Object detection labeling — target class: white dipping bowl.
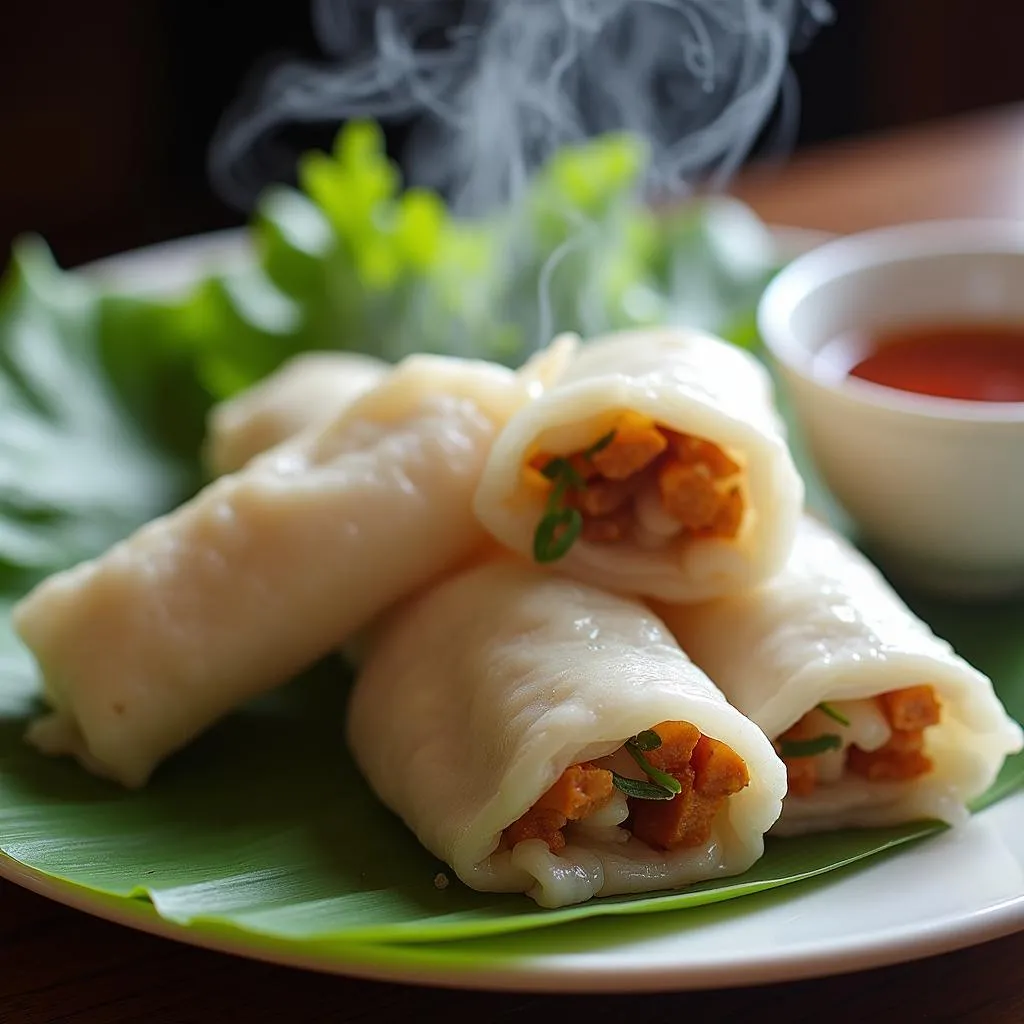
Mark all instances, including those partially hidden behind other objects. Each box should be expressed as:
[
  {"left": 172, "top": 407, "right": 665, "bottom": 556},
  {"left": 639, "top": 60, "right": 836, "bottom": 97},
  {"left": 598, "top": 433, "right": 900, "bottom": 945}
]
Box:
[{"left": 758, "top": 219, "right": 1024, "bottom": 599}]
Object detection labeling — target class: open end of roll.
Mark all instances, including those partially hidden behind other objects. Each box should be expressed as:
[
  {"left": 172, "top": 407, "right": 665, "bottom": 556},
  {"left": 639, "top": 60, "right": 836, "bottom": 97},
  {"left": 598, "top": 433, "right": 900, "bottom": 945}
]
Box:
[
  {"left": 524, "top": 412, "right": 748, "bottom": 565},
  {"left": 776, "top": 685, "right": 943, "bottom": 798},
  {"left": 499, "top": 720, "right": 750, "bottom": 857}
]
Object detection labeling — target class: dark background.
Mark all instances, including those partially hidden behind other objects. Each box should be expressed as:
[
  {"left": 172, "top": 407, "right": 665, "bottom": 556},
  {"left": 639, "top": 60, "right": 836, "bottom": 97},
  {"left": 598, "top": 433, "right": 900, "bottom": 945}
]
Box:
[{"left": 3, "top": 0, "right": 1023, "bottom": 269}]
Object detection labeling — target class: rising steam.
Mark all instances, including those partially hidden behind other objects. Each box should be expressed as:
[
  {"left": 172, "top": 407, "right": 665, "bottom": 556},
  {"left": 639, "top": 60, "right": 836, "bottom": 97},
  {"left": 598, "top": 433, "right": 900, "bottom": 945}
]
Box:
[{"left": 209, "top": 0, "right": 833, "bottom": 214}]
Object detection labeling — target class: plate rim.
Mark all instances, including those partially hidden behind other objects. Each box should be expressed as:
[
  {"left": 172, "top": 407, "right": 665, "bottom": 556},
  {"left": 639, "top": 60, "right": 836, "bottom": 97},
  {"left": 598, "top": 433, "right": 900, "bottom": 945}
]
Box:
[{"left": 5, "top": 803, "right": 1024, "bottom": 994}]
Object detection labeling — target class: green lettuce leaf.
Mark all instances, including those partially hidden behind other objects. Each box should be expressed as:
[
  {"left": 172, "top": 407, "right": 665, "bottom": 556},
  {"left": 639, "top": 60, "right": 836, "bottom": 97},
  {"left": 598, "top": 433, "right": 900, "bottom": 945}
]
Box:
[
  {"left": 232, "top": 122, "right": 781, "bottom": 383},
  {"left": 0, "top": 239, "right": 189, "bottom": 574}
]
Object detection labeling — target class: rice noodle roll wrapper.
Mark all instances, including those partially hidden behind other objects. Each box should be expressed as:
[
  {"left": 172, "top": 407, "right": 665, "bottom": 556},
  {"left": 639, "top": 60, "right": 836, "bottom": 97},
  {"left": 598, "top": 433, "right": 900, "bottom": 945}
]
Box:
[
  {"left": 473, "top": 327, "right": 804, "bottom": 602},
  {"left": 15, "top": 342, "right": 574, "bottom": 790},
  {"left": 205, "top": 351, "right": 388, "bottom": 475},
  {"left": 347, "top": 559, "right": 786, "bottom": 909},
  {"left": 654, "top": 517, "right": 1023, "bottom": 835}
]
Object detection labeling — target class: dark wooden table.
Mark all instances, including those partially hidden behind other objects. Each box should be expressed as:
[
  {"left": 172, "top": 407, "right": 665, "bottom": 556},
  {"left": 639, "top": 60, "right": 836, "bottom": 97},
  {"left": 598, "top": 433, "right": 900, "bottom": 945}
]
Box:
[
  {"left": 4, "top": 105, "right": 1024, "bottom": 1022},
  {"left": 731, "top": 103, "right": 1024, "bottom": 234}
]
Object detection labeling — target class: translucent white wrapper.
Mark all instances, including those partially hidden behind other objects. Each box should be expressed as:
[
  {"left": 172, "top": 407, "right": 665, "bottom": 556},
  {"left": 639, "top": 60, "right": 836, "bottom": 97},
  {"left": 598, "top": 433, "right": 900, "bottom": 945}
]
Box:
[
  {"left": 15, "top": 341, "right": 573, "bottom": 789},
  {"left": 655, "top": 517, "right": 1024, "bottom": 834},
  {"left": 474, "top": 327, "right": 804, "bottom": 602},
  {"left": 205, "top": 351, "right": 388, "bottom": 475},
  {"left": 348, "top": 559, "right": 786, "bottom": 908}
]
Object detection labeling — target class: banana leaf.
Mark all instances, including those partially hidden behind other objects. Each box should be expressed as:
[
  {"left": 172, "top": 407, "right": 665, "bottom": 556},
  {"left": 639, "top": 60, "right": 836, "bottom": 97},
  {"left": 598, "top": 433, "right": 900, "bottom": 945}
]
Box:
[
  {"left": 0, "top": 340, "right": 1021, "bottom": 948},
  {"left": 3, "top": 575, "right": 1021, "bottom": 947}
]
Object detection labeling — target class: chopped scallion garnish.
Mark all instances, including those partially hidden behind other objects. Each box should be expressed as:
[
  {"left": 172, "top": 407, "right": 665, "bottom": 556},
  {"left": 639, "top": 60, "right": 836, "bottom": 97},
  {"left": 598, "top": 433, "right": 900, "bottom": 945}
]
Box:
[
  {"left": 624, "top": 736, "right": 682, "bottom": 795},
  {"left": 583, "top": 430, "right": 616, "bottom": 458},
  {"left": 778, "top": 734, "right": 842, "bottom": 758},
  {"left": 532, "top": 506, "right": 582, "bottom": 563},
  {"left": 631, "top": 729, "right": 663, "bottom": 752},
  {"left": 607, "top": 728, "right": 682, "bottom": 801},
  {"left": 611, "top": 773, "right": 678, "bottom": 801},
  {"left": 532, "top": 430, "right": 616, "bottom": 563},
  {"left": 540, "top": 457, "right": 583, "bottom": 486},
  {"left": 817, "top": 702, "right": 850, "bottom": 727}
]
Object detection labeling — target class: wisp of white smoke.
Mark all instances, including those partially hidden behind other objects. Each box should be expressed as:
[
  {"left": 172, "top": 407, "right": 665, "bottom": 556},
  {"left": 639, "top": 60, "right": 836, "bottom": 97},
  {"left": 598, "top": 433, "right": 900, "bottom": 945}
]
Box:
[{"left": 209, "top": 0, "right": 833, "bottom": 214}]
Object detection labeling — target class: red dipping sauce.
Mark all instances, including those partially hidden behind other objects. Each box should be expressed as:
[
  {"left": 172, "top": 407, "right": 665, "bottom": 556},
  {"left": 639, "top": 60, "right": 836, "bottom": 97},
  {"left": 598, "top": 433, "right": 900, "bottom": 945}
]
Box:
[{"left": 820, "top": 324, "right": 1024, "bottom": 403}]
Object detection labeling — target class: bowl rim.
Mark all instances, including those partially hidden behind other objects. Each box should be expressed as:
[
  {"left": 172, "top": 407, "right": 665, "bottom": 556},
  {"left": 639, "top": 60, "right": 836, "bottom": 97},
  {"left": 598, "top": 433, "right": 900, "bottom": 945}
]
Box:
[{"left": 757, "top": 218, "right": 1024, "bottom": 425}]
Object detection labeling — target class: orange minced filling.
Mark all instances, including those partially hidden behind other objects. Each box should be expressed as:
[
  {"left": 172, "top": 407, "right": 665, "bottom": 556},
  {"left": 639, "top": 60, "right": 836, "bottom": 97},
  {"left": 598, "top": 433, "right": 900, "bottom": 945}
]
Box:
[
  {"left": 526, "top": 414, "right": 745, "bottom": 546},
  {"left": 501, "top": 721, "right": 750, "bottom": 855},
  {"left": 778, "top": 685, "right": 942, "bottom": 796},
  {"left": 502, "top": 763, "right": 615, "bottom": 853}
]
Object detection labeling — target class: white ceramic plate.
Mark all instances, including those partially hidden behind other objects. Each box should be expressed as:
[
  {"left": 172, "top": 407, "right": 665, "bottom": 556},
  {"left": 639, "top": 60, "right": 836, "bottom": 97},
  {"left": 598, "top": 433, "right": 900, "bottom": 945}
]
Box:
[{"left": 2, "top": 226, "right": 1022, "bottom": 994}]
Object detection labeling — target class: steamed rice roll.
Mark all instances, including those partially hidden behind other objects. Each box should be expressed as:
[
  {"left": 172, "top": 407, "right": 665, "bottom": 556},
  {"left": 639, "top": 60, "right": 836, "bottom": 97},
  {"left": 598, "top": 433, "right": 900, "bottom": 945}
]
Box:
[
  {"left": 16, "top": 343, "right": 572, "bottom": 789},
  {"left": 205, "top": 351, "right": 388, "bottom": 475},
  {"left": 474, "top": 327, "right": 804, "bottom": 602},
  {"left": 654, "top": 516, "right": 1023, "bottom": 834},
  {"left": 347, "top": 558, "right": 786, "bottom": 908}
]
